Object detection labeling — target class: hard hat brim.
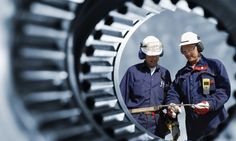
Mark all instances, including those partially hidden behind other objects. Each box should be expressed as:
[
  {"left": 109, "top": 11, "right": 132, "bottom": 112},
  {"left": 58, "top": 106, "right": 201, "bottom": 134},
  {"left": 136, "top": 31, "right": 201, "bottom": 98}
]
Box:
[
  {"left": 179, "top": 40, "right": 201, "bottom": 46},
  {"left": 141, "top": 47, "right": 163, "bottom": 56}
]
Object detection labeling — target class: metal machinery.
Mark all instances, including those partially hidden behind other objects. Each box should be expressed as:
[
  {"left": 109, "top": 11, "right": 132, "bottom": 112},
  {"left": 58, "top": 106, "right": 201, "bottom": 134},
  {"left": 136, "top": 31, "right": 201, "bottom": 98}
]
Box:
[{"left": 0, "top": 0, "right": 236, "bottom": 141}]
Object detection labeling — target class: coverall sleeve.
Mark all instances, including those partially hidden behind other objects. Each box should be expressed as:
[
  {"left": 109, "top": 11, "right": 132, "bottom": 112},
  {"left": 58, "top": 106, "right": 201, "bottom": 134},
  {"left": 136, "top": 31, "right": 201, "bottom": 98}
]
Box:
[
  {"left": 207, "top": 61, "right": 231, "bottom": 111},
  {"left": 120, "top": 70, "right": 132, "bottom": 105},
  {"left": 166, "top": 74, "right": 182, "bottom": 104},
  {"left": 163, "top": 70, "right": 172, "bottom": 104},
  {"left": 164, "top": 70, "right": 172, "bottom": 93}
]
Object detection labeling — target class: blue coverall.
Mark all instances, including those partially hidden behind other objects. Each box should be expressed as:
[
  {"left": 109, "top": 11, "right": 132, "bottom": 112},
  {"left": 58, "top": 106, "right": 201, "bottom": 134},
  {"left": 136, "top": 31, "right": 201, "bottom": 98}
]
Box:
[
  {"left": 120, "top": 62, "right": 171, "bottom": 137},
  {"left": 166, "top": 55, "right": 231, "bottom": 140}
]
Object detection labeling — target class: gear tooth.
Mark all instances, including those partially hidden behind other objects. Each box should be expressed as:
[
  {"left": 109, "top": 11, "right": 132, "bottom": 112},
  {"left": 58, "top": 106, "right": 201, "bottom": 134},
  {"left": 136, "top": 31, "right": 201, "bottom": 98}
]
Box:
[
  {"left": 2, "top": 0, "right": 236, "bottom": 140},
  {"left": 234, "top": 54, "right": 236, "bottom": 62},
  {"left": 233, "top": 90, "right": 236, "bottom": 99}
]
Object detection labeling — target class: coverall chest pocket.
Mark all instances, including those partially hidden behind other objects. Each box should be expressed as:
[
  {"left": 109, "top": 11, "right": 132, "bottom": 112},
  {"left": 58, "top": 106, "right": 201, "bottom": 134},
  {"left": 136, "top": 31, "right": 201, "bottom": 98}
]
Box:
[{"left": 200, "top": 73, "right": 216, "bottom": 95}]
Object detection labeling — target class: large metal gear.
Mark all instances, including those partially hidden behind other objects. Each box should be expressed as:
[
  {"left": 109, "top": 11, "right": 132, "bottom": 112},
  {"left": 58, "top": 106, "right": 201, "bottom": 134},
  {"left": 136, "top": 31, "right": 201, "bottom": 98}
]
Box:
[{"left": 0, "top": 0, "right": 235, "bottom": 141}]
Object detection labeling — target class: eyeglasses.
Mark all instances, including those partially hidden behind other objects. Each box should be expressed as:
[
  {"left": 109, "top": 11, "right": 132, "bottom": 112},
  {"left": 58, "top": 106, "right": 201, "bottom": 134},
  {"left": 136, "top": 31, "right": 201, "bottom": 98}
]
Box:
[{"left": 180, "top": 45, "right": 196, "bottom": 54}]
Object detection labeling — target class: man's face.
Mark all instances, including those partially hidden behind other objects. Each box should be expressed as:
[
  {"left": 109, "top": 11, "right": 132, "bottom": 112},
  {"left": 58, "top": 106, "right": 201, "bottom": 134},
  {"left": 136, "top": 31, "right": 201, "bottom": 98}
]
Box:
[
  {"left": 180, "top": 44, "right": 199, "bottom": 63},
  {"left": 145, "top": 55, "right": 159, "bottom": 68}
]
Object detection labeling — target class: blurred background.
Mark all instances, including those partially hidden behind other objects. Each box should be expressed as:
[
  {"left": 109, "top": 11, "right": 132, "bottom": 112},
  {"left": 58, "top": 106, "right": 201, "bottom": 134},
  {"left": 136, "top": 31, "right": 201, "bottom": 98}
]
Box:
[{"left": 1, "top": 0, "right": 236, "bottom": 141}]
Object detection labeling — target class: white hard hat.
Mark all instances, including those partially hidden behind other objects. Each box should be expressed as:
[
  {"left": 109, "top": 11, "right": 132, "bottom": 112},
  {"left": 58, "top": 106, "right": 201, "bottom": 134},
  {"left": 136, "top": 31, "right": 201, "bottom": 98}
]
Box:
[
  {"left": 140, "top": 36, "right": 163, "bottom": 56},
  {"left": 179, "top": 32, "right": 201, "bottom": 46}
]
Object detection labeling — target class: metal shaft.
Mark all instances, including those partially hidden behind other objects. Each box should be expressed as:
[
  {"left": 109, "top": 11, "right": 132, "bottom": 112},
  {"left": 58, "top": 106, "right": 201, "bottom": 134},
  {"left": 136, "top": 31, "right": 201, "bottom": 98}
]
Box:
[{"left": 129, "top": 104, "right": 194, "bottom": 113}]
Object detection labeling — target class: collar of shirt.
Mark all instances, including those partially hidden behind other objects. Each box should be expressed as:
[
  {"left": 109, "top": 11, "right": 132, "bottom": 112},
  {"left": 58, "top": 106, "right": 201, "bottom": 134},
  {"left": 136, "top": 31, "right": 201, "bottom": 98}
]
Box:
[
  {"left": 149, "top": 67, "right": 156, "bottom": 76},
  {"left": 140, "top": 61, "right": 160, "bottom": 74}
]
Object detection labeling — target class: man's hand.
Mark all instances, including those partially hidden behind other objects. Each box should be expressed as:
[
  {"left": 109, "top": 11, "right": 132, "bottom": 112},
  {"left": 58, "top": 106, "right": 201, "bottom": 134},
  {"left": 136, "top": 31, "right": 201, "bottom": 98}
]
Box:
[
  {"left": 167, "top": 103, "right": 182, "bottom": 118},
  {"left": 194, "top": 101, "right": 210, "bottom": 115}
]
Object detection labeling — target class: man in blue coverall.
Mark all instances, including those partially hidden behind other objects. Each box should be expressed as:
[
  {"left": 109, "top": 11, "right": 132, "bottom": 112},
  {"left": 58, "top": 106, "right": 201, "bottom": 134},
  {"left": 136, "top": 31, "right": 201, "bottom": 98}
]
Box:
[
  {"left": 166, "top": 32, "right": 231, "bottom": 140},
  {"left": 120, "top": 36, "right": 172, "bottom": 138}
]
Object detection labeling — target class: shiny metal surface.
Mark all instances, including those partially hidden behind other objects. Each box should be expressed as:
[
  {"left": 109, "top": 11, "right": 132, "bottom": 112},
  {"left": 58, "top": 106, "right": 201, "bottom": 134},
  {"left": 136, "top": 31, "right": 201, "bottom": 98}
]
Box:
[{"left": 0, "top": 0, "right": 235, "bottom": 141}]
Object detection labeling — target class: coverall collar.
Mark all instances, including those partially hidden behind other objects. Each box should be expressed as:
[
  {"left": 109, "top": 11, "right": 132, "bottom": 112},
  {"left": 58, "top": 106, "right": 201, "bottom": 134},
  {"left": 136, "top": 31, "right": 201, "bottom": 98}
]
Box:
[
  {"left": 185, "top": 55, "right": 208, "bottom": 71},
  {"left": 142, "top": 61, "right": 160, "bottom": 73}
]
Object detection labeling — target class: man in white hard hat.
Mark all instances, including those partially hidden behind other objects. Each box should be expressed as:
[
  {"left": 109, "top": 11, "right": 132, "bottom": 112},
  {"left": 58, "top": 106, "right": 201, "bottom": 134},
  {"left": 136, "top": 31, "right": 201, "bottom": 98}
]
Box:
[
  {"left": 120, "top": 36, "right": 176, "bottom": 139},
  {"left": 166, "top": 32, "right": 231, "bottom": 140}
]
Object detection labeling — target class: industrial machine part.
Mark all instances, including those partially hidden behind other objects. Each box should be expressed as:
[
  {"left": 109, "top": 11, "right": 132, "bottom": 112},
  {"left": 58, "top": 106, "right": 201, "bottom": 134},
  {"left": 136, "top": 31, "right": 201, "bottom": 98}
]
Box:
[{"left": 1, "top": 0, "right": 236, "bottom": 141}]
